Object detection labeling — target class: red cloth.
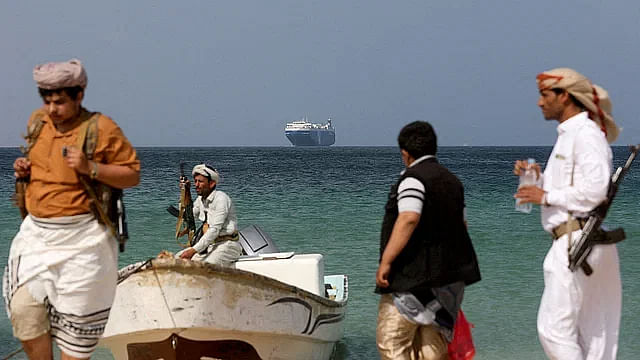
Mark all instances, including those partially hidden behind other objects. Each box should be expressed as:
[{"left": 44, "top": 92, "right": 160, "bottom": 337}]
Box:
[{"left": 448, "top": 309, "right": 476, "bottom": 360}]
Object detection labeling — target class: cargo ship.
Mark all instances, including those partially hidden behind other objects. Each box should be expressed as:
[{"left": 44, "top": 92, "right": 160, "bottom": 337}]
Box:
[{"left": 285, "top": 117, "right": 335, "bottom": 146}]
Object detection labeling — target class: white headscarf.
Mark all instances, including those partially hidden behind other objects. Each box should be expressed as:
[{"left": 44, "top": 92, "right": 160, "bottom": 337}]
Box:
[
  {"left": 192, "top": 164, "right": 219, "bottom": 182},
  {"left": 536, "top": 67, "right": 619, "bottom": 143}
]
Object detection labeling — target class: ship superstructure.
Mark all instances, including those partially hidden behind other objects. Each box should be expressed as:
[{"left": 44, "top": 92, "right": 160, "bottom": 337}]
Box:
[{"left": 285, "top": 117, "right": 335, "bottom": 146}]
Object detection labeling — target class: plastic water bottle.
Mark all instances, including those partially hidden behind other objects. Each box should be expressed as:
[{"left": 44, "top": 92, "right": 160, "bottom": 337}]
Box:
[{"left": 515, "top": 158, "right": 537, "bottom": 213}]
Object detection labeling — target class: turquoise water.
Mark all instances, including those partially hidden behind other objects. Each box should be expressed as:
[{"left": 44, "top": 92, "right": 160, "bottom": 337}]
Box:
[{"left": 1, "top": 146, "right": 639, "bottom": 359}]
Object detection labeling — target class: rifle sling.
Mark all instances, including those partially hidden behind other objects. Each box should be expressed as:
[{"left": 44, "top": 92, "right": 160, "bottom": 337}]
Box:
[{"left": 75, "top": 114, "right": 116, "bottom": 236}]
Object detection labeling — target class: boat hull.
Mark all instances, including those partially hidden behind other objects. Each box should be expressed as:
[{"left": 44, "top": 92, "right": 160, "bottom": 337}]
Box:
[{"left": 99, "top": 259, "right": 347, "bottom": 360}]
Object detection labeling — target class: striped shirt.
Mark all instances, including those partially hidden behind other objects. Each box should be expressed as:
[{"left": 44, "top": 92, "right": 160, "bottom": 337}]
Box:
[
  {"left": 397, "top": 155, "right": 467, "bottom": 220},
  {"left": 397, "top": 155, "right": 434, "bottom": 214}
]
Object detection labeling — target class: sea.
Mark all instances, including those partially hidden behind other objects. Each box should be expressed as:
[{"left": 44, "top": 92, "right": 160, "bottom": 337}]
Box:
[{"left": 1, "top": 146, "right": 639, "bottom": 360}]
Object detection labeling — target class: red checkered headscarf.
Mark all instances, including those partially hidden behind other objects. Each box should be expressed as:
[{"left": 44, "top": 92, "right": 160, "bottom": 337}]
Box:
[{"left": 537, "top": 68, "right": 619, "bottom": 143}]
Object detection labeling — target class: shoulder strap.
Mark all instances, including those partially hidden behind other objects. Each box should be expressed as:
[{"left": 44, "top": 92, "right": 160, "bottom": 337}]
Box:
[
  {"left": 75, "top": 112, "right": 115, "bottom": 234},
  {"left": 566, "top": 133, "right": 578, "bottom": 252},
  {"left": 84, "top": 113, "right": 100, "bottom": 160},
  {"left": 76, "top": 112, "right": 100, "bottom": 159},
  {"left": 20, "top": 112, "right": 46, "bottom": 157}
]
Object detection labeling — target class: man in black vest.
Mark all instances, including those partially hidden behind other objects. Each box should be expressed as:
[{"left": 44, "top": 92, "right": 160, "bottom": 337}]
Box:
[{"left": 375, "top": 121, "right": 480, "bottom": 360}]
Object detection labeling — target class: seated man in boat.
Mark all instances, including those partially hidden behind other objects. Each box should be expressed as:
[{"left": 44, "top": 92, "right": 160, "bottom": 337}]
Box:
[
  {"left": 176, "top": 164, "right": 242, "bottom": 266},
  {"left": 375, "top": 121, "right": 481, "bottom": 360}
]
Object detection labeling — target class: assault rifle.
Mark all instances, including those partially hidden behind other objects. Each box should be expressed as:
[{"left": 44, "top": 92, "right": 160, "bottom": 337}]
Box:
[
  {"left": 167, "top": 162, "right": 196, "bottom": 247},
  {"left": 568, "top": 144, "right": 640, "bottom": 275}
]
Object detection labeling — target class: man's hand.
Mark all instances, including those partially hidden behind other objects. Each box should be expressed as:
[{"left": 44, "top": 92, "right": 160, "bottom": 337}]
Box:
[
  {"left": 376, "top": 262, "right": 392, "bottom": 288},
  {"left": 515, "top": 185, "right": 545, "bottom": 205},
  {"left": 375, "top": 211, "right": 420, "bottom": 289},
  {"left": 513, "top": 160, "right": 541, "bottom": 180},
  {"left": 13, "top": 157, "right": 31, "bottom": 178},
  {"left": 63, "top": 146, "right": 90, "bottom": 175},
  {"left": 179, "top": 247, "right": 197, "bottom": 260}
]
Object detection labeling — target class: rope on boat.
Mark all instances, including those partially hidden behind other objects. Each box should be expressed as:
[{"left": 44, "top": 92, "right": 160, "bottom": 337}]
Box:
[
  {"left": 153, "top": 265, "right": 178, "bottom": 328},
  {"left": 117, "top": 257, "right": 154, "bottom": 284},
  {"left": 116, "top": 256, "right": 177, "bottom": 327}
]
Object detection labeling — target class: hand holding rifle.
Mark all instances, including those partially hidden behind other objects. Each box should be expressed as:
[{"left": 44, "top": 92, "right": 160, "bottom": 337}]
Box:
[
  {"left": 12, "top": 157, "right": 31, "bottom": 219},
  {"left": 13, "top": 157, "right": 31, "bottom": 179},
  {"left": 176, "top": 174, "right": 193, "bottom": 238},
  {"left": 173, "top": 163, "right": 197, "bottom": 247}
]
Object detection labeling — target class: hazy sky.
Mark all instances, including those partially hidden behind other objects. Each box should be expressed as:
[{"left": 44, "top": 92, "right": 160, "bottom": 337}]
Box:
[{"left": 1, "top": 1, "right": 638, "bottom": 147}]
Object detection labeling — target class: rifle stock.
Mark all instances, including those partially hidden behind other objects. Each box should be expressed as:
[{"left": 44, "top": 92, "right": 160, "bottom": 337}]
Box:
[{"left": 568, "top": 144, "right": 639, "bottom": 274}]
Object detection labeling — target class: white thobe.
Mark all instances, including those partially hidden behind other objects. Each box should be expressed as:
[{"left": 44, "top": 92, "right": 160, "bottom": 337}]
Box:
[
  {"left": 538, "top": 112, "right": 621, "bottom": 360},
  {"left": 191, "top": 189, "right": 238, "bottom": 254},
  {"left": 175, "top": 189, "right": 241, "bottom": 266}
]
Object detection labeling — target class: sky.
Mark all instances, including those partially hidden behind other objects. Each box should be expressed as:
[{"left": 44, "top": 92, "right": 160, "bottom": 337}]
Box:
[{"left": 1, "top": 1, "right": 638, "bottom": 147}]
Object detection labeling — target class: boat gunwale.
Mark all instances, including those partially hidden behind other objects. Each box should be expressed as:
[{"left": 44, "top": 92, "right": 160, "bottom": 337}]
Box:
[{"left": 128, "top": 258, "right": 348, "bottom": 308}]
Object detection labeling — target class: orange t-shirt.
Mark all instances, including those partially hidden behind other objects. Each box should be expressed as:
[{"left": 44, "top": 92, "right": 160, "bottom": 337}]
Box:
[{"left": 25, "top": 108, "right": 140, "bottom": 218}]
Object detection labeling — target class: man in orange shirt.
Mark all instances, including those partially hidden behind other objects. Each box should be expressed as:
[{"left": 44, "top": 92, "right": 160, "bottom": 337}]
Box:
[{"left": 3, "top": 59, "right": 140, "bottom": 360}]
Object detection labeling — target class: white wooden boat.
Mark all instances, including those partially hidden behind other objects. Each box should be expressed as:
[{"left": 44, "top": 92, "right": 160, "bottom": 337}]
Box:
[{"left": 99, "top": 242, "right": 348, "bottom": 359}]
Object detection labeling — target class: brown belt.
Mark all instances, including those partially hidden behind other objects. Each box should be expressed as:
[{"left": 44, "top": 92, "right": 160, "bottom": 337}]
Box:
[
  {"left": 214, "top": 231, "right": 239, "bottom": 243},
  {"left": 551, "top": 218, "right": 587, "bottom": 240}
]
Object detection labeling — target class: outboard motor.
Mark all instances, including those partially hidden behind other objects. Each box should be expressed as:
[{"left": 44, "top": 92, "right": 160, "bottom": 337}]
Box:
[{"left": 238, "top": 225, "right": 279, "bottom": 255}]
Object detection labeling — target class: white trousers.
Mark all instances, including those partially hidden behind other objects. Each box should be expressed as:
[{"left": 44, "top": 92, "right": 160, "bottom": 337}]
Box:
[
  {"left": 193, "top": 240, "right": 243, "bottom": 266},
  {"left": 537, "top": 230, "right": 621, "bottom": 360}
]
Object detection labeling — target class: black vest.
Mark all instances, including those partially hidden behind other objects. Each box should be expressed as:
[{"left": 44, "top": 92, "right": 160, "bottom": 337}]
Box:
[{"left": 377, "top": 158, "right": 481, "bottom": 294}]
